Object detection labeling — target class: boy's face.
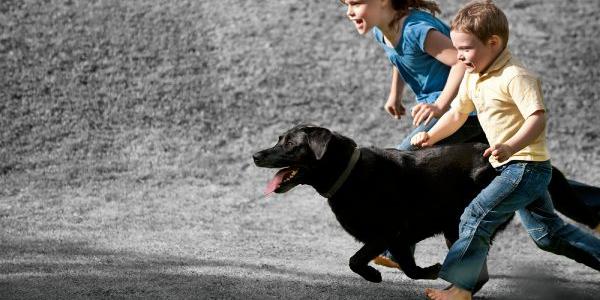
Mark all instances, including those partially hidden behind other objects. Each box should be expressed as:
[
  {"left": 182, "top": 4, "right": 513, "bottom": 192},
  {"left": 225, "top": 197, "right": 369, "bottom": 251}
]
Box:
[
  {"left": 343, "top": 0, "right": 383, "bottom": 35},
  {"left": 450, "top": 30, "right": 498, "bottom": 74}
]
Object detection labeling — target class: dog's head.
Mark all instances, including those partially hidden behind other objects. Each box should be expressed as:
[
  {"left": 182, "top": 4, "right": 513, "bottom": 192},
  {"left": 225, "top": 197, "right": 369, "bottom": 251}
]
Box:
[{"left": 253, "top": 124, "right": 352, "bottom": 195}]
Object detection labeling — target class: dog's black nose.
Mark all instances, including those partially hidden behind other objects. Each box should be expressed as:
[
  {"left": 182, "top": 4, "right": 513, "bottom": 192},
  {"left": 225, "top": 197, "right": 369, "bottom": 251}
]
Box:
[{"left": 252, "top": 151, "right": 264, "bottom": 163}]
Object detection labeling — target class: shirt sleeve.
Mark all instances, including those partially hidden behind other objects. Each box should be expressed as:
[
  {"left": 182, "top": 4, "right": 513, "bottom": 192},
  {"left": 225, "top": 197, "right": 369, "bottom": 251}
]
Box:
[
  {"left": 404, "top": 22, "right": 436, "bottom": 53},
  {"left": 507, "top": 75, "right": 545, "bottom": 118},
  {"left": 371, "top": 27, "right": 381, "bottom": 43},
  {"left": 450, "top": 76, "right": 475, "bottom": 114}
]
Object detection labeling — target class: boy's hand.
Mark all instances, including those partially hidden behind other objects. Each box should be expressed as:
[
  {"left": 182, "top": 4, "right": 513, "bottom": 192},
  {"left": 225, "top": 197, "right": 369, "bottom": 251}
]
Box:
[
  {"left": 411, "top": 132, "right": 431, "bottom": 147},
  {"left": 483, "top": 144, "right": 514, "bottom": 163},
  {"left": 384, "top": 96, "right": 406, "bottom": 119},
  {"left": 411, "top": 103, "right": 444, "bottom": 127}
]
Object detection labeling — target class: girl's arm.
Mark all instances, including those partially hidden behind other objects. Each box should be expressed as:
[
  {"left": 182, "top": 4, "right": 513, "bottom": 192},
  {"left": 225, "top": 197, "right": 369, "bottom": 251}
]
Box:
[
  {"left": 411, "top": 30, "right": 466, "bottom": 126},
  {"left": 411, "top": 107, "right": 469, "bottom": 147},
  {"left": 384, "top": 66, "right": 407, "bottom": 119},
  {"left": 424, "top": 30, "right": 466, "bottom": 112}
]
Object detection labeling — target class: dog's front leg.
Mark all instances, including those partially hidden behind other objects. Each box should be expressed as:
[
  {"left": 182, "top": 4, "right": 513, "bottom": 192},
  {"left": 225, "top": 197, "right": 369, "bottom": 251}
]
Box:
[
  {"left": 349, "top": 243, "right": 386, "bottom": 283},
  {"left": 388, "top": 241, "right": 441, "bottom": 280}
]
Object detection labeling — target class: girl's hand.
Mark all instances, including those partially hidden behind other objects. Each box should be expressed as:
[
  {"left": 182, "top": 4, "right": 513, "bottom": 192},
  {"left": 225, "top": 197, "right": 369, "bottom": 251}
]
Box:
[
  {"left": 410, "top": 132, "right": 431, "bottom": 147},
  {"left": 384, "top": 96, "right": 406, "bottom": 119},
  {"left": 411, "top": 103, "right": 444, "bottom": 127},
  {"left": 483, "top": 144, "right": 515, "bottom": 163}
]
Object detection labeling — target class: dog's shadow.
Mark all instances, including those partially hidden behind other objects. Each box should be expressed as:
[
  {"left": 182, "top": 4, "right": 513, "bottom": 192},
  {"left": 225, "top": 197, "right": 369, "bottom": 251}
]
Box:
[
  {"left": 0, "top": 237, "right": 428, "bottom": 299},
  {"left": 2, "top": 237, "right": 597, "bottom": 299}
]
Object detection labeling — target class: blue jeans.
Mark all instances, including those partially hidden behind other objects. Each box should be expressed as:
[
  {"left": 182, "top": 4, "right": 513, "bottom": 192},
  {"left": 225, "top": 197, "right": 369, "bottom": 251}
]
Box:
[
  {"left": 439, "top": 160, "right": 600, "bottom": 291},
  {"left": 396, "top": 115, "right": 485, "bottom": 151}
]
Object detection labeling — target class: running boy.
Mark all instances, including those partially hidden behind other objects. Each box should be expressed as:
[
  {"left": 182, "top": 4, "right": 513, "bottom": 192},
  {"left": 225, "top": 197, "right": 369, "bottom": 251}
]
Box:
[{"left": 410, "top": 1, "right": 600, "bottom": 299}]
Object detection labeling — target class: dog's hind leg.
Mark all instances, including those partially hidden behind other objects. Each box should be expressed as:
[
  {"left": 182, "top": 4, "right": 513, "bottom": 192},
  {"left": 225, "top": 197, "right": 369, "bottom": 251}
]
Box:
[
  {"left": 387, "top": 240, "right": 441, "bottom": 280},
  {"left": 349, "top": 242, "right": 387, "bottom": 283}
]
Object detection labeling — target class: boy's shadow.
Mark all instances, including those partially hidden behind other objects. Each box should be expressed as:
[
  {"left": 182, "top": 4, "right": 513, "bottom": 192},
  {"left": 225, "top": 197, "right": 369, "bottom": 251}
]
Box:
[{"left": 486, "top": 264, "right": 598, "bottom": 300}]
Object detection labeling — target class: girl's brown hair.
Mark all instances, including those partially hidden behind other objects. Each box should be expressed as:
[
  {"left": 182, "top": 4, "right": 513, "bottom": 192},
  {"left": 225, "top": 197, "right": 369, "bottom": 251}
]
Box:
[
  {"left": 339, "top": 1, "right": 441, "bottom": 16},
  {"left": 390, "top": 0, "right": 441, "bottom": 16},
  {"left": 388, "top": 0, "right": 441, "bottom": 28},
  {"left": 340, "top": 0, "right": 441, "bottom": 28}
]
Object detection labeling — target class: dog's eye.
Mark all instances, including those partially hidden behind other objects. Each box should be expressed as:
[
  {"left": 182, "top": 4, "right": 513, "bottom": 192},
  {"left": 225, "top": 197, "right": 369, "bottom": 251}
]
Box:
[{"left": 285, "top": 141, "right": 294, "bottom": 148}]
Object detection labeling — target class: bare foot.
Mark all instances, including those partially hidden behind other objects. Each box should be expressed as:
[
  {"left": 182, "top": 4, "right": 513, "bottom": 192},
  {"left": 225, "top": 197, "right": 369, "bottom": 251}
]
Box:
[
  {"left": 425, "top": 286, "right": 472, "bottom": 300},
  {"left": 594, "top": 223, "right": 600, "bottom": 234},
  {"left": 372, "top": 255, "right": 401, "bottom": 269}
]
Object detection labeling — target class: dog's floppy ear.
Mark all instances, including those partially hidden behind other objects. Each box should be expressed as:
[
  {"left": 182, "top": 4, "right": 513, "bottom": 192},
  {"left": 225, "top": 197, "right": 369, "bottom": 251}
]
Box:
[{"left": 306, "top": 127, "right": 332, "bottom": 160}]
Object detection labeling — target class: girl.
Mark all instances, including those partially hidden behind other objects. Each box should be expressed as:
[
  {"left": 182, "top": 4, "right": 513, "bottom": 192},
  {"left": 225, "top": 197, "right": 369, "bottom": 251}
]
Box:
[{"left": 344, "top": 0, "right": 486, "bottom": 150}]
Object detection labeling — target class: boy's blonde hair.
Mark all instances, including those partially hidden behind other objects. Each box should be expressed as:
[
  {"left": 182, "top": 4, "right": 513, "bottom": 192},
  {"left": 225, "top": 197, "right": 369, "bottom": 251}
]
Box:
[{"left": 451, "top": 0, "right": 509, "bottom": 46}]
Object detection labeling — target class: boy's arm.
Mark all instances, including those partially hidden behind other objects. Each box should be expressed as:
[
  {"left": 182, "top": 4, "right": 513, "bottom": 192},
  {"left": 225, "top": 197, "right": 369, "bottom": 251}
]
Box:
[
  {"left": 486, "top": 75, "right": 547, "bottom": 162},
  {"left": 484, "top": 110, "right": 546, "bottom": 162},
  {"left": 411, "top": 107, "right": 470, "bottom": 147},
  {"left": 384, "top": 66, "right": 406, "bottom": 119},
  {"left": 412, "top": 30, "right": 466, "bottom": 126}
]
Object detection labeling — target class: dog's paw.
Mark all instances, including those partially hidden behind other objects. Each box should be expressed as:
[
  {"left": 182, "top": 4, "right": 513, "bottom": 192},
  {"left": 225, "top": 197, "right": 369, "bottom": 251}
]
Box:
[
  {"left": 421, "top": 263, "right": 442, "bottom": 279},
  {"left": 350, "top": 265, "right": 382, "bottom": 283},
  {"left": 361, "top": 267, "right": 383, "bottom": 283}
]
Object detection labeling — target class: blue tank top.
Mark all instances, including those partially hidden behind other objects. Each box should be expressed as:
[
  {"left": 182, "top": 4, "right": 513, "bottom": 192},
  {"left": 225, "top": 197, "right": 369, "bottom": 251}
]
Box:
[{"left": 373, "top": 10, "right": 450, "bottom": 104}]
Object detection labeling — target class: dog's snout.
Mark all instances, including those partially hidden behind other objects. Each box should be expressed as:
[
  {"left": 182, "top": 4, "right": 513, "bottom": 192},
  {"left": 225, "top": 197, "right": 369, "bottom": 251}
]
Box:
[
  {"left": 252, "top": 152, "right": 261, "bottom": 161},
  {"left": 253, "top": 151, "right": 265, "bottom": 164}
]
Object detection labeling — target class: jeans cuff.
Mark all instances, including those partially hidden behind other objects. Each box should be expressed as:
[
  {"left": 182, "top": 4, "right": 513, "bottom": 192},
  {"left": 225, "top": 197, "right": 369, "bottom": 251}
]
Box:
[{"left": 438, "top": 271, "right": 475, "bottom": 292}]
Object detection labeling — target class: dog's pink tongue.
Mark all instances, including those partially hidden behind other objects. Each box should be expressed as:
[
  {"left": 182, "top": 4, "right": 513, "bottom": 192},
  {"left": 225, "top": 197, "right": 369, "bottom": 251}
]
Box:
[
  {"left": 264, "top": 169, "right": 288, "bottom": 196},
  {"left": 265, "top": 177, "right": 282, "bottom": 196}
]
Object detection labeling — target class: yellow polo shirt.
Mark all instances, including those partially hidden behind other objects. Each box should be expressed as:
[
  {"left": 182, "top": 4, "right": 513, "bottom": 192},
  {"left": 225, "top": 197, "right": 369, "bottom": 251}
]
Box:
[{"left": 451, "top": 48, "right": 550, "bottom": 167}]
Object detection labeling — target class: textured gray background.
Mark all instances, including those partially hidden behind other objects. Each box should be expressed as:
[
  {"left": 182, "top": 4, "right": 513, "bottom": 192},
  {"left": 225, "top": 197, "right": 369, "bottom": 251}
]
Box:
[{"left": 1, "top": 0, "right": 599, "bottom": 299}]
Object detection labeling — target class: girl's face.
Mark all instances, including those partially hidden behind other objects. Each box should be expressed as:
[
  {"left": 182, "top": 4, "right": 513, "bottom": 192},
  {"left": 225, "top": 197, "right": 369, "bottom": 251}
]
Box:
[
  {"left": 344, "top": 0, "right": 385, "bottom": 35},
  {"left": 450, "top": 30, "right": 498, "bottom": 74}
]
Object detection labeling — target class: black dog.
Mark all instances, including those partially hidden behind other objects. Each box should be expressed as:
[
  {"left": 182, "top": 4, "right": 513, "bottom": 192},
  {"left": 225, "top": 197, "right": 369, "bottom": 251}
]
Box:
[{"left": 252, "top": 125, "right": 571, "bottom": 288}]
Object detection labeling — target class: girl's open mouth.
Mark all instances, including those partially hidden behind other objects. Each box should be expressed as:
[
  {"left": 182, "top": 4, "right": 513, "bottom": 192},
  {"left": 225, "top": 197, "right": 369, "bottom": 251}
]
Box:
[{"left": 353, "top": 19, "right": 364, "bottom": 28}]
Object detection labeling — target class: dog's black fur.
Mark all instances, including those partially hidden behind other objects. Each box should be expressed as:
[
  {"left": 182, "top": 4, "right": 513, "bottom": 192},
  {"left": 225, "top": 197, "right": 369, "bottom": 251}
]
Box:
[{"left": 252, "top": 125, "right": 568, "bottom": 287}]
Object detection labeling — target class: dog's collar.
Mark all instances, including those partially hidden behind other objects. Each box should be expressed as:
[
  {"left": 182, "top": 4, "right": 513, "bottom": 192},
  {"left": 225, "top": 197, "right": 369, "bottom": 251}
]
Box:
[{"left": 321, "top": 147, "right": 361, "bottom": 198}]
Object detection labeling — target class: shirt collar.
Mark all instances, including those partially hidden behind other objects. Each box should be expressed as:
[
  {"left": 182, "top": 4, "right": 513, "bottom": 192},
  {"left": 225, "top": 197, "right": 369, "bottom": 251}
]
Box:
[{"left": 479, "top": 47, "right": 512, "bottom": 78}]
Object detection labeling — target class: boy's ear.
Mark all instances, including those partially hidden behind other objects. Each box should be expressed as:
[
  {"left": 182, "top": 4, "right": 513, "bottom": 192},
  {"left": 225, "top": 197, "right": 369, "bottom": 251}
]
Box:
[{"left": 488, "top": 35, "right": 502, "bottom": 48}]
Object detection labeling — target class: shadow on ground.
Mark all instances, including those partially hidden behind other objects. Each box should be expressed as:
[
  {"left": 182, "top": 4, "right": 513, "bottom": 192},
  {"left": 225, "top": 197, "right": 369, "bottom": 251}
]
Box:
[
  {"left": 1, "top": 238, "right": 597, "bottom": 299},
  {"left": 488, "top": 269, "right": 598, "bottom": 300},
  {"left": 0, "top": 237, "right": 425, "bottom": 299}
]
